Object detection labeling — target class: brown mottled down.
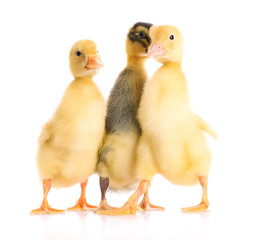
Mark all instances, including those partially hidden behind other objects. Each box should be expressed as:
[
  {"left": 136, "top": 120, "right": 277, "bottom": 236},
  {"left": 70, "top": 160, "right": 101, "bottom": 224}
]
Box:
[{"left": 97, "top": 22, "right": 152, "bottom": 192}]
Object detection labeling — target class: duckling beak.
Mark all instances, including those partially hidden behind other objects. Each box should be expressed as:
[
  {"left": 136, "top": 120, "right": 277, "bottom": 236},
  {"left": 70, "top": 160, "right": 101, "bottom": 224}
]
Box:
[
  {"left": 147, "top": 43, "right": 166, "bottom": 57},
  {"left": 85, "top": 57, "right": 104, "bottom": 70}
]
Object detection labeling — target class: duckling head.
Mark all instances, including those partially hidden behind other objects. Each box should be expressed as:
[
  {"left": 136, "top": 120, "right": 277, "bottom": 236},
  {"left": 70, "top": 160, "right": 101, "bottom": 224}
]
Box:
[
  {"left": 147, "top": 25, "right": 183, "bottom": 63},
  {"left": 126, "top": 22, "right": 153, "bottom": 58},
  {"left": 69, "top": 39, "right": 103, "bottom": 78}
]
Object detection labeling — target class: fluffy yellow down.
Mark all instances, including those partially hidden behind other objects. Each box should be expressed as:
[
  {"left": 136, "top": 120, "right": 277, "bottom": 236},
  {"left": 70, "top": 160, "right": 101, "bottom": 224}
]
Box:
[
  {"left": 36, "top": 40, "right": 105, "bottom": 188},
  {"left": 97, "top": 131, "right": 140, "bottom": 190},
  {"left": 136, "top": 25, "right": 217, "bottom": 186}
]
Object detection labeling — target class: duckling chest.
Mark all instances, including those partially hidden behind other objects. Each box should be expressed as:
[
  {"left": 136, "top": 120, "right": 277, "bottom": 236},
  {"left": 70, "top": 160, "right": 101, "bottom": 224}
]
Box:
[
  {"left": 75, "top": 87, "right": 105, "bottom": 132},
  {"left": 63, "top": 83, "right": 105, "bottom": 141},
  {"left": 138, "top": 68, "right": 189, "bottom": 128}
]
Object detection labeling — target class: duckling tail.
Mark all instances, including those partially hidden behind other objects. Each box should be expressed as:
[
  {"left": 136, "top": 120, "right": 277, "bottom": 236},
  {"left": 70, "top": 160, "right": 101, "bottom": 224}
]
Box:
[{"left": 197, "top": 115, "right": 218, "bottom": 140}]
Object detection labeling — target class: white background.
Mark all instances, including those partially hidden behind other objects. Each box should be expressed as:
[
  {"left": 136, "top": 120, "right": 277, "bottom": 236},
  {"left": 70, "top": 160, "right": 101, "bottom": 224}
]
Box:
[{"left": 1, "top": 0, "right": 277, "bottom": 239}]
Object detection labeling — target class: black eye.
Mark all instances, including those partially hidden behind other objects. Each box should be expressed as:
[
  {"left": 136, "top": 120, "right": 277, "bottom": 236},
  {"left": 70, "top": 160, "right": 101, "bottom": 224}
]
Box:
[
  {"left": 139, "top": 31, "right": 145, "bottom": 38},
  {"left": 169, "top": 35, "right": 174, "bottom": 40},
  {"left": 97, "top": 50, "right": 99, "bottom": 54},
  {"left": 76, "top": 51, "right": 81, "bottom": 56}
]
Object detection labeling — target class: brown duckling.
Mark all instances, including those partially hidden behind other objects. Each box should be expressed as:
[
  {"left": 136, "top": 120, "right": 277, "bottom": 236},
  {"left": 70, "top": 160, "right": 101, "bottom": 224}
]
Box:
[{"left": 96, "top": 22, "right": 163, "bottom": 211}]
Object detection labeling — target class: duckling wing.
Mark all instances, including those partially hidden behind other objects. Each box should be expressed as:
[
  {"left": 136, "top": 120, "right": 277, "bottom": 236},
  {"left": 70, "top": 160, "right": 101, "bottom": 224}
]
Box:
[{"left": 38, "top": 121, "right": 53, "bottom": 144}]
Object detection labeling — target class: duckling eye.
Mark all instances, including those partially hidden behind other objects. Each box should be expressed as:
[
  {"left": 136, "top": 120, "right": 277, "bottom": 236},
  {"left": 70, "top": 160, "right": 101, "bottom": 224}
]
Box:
[
  {"left": 169, "top": 35, "right": 174, "bottom": 40},
  {"left": 97, "top": 50, "right": 99, "bottom": 54},
  {"left": 76, "top": 51, "right": 81, "bottom": 56},
  {"left": 139, "top": 31, "right": 146, "bottom": 38}
]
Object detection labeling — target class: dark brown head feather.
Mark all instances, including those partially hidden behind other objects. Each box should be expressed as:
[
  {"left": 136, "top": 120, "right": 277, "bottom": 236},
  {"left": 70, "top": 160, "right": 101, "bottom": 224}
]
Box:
[{"left": 133, "top": 22, "right": 153, "bottom": 29}]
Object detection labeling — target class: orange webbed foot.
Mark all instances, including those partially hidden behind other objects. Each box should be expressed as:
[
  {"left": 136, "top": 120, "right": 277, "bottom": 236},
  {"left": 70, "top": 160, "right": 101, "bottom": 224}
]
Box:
[
  {"left": 67, "top": 198, "right": 97, "bottom": 211},
  {"left": 181, "top": 201, "right": 209, "bottom": 212},
  {"left": 67, "top": 179, "right": 97, "bottom": 211},
  {"left": 139, "top": 190, "right": 164, "bottom": 211},
  {"left": 31, "top": 202, "right": 65, "bottom": 215},
  {"left": 182, "top": 176, "right": 210, "bottom": 212},
  {"left": 94, "top": 199, "right": 117, "bottom": 212},
  {"left": 97, "top": 180, "right": 151, "bottom": 216},
  {"left": 97, "top": 200, "right": 141, "bottom": 216},
  {"left": 31, "top": 179, "right": 65, "bottom": 214},
  {"left": 139, "top": 201, "right": 165, "bottom": 211}
]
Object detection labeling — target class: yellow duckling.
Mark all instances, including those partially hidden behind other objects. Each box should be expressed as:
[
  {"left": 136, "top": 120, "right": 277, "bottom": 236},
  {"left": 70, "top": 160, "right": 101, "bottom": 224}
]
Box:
[
  {"left": 99, "top": 25, "right": 217, "bottom": 215},
  {"left": 96, "top": 22, "right": 162, "bottom": 211},
  {"left": 31, "top": 40, "right": 105, "bottom": 214}
]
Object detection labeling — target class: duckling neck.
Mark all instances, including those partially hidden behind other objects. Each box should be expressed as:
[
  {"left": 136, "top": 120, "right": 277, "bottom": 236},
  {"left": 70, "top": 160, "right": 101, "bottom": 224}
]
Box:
[
  {"left": 126, "top": 56, "right": 147, "bottom": 69},
  {"left": 74, "top": 76, "right": 94, "bottom": 83},
  {"left": 162, "top": 61, "right": 182, "bottom": 69}
]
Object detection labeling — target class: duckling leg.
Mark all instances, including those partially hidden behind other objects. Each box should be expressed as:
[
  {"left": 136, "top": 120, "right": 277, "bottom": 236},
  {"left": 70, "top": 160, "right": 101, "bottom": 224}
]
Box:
[
  {"left": 94, "top": 177, "right": 117, "bottom": 212},
  {"left": 97, "top": 180, "right": 150, "bottom": 215},
  {"left": 139, "top": 190, "right": 164, "bottom": 211},
  {"left": 181, "top": 176, "right": 210, "bottom": 212},
  {"left": 67, "top": 179, "right": 97, "bottom": 211},
  {"left": 30, "top": 179, "right": 65, "bottom": 214}
]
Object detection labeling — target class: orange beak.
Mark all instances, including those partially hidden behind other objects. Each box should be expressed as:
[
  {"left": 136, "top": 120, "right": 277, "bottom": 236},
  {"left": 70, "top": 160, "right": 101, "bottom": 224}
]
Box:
[
  {"left": 147, "top": 43, "right": 166, "bottom": 57},
  {"left": 85, "top": 57, "right": 104, "bottom": 70}
]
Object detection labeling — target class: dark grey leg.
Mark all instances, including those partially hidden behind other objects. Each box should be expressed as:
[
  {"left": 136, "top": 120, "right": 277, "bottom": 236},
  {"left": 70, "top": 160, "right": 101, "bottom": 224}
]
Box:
[{"left": 100, "top": 177, "right": 109, "bottom": 201}]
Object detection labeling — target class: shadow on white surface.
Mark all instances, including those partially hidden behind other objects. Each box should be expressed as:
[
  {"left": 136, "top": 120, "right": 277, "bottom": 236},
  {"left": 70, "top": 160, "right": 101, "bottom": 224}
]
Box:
[
  {"left": 7, "top": 198, "right": 272, "bottom": 240},
  {"left": 25, "top": 210, "right": 212, "bottom": 240}
]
